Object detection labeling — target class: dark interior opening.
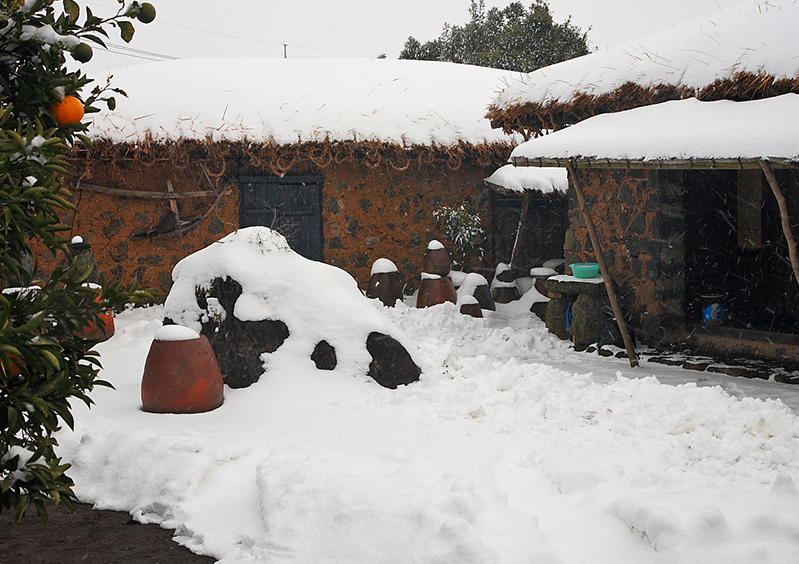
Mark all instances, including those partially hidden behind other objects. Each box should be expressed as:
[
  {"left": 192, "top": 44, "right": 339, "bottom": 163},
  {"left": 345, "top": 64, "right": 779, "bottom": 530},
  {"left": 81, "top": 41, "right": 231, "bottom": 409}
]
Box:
[
  {"left": 491, "top": 190, "right": 567, "bottom": 274},
  {"left": 682, "top": 169, "right": 799, "bottom": 334}
]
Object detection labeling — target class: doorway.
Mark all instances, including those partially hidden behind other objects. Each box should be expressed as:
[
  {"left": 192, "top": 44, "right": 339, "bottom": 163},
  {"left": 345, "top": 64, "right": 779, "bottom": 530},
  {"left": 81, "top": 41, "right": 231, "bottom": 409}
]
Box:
[{"left": 239, "top": 175, "right": 324, "bottom": 261}]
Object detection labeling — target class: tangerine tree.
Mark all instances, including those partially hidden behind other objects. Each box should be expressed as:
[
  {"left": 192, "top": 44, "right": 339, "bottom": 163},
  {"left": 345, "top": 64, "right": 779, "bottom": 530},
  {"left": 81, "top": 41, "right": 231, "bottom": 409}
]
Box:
[{"left": 0, "top": 0, "right": 155, "bottom": 525}]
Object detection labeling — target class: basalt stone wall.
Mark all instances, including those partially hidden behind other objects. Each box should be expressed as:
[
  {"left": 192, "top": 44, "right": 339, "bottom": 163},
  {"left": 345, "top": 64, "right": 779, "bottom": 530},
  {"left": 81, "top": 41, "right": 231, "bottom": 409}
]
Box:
[
  {"left": 563, "top": 169, "right": 686, "bottom": 346},
  {"left": 320, "top": 159, "right": 493, "bottom": 288},
  {"left": 34, "top": 148, "right": 495, "bottom": 298}
]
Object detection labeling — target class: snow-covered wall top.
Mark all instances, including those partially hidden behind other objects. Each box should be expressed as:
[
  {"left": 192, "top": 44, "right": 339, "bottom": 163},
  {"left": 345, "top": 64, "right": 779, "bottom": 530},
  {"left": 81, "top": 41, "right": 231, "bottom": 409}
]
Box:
[
  {"left": 492, "top": 0, "right": 799, "bottom": 112},
  {"left": 484, "top": 165, "right": 567, "bottom": 193},
  {"left": 88, "top": 58, "right": 522, "bottom": 146},
  {"left": 510, "top": 94, "right": 799, "bottom": 162}
]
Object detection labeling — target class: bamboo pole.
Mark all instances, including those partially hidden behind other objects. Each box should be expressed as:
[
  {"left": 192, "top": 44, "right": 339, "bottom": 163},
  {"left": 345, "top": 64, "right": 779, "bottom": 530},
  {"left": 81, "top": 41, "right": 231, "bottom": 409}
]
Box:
[
  {"left": 760, "top": 160, "right": 799, "bottom": 289},
  {"left": 566, "top": 163, "right": 639, "bottom": 367}
]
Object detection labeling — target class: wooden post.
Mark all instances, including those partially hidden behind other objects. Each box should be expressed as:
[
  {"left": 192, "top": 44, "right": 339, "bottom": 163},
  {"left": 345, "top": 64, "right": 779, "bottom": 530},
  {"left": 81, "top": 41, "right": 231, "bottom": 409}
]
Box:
[
  {"left": 760, "top": 160, "right": 799, "bottom": 289},
  {"left": 509, "top": 192, "right": 531, "bottom": 271},
  {"left": 166, "top": 180, "right": 181, "bottom": 225},
  {"left": 566, "top": 163, "right": 639, "bottom": 368}
]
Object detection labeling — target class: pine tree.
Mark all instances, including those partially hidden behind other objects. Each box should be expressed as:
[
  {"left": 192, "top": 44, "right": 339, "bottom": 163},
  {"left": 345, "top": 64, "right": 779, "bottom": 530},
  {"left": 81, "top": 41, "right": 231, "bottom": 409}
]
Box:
[{"left": 399, "top": 0, "right": 589, "bottom": 72}]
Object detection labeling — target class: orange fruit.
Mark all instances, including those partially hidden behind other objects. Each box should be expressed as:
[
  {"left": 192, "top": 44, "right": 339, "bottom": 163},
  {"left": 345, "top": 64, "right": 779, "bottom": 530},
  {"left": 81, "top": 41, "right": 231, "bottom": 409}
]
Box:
[
  {"left": 71, "top": 43, "right": 93, "bottom": 63},
  {"left": 50, "top": 95, "right": 84, "bottom": 127},
  {"left": 6, "top": 354, "right": 24, "bottom": 377},
  {"left": 137, "top": 2, "right": 156, "bottom": 23}
]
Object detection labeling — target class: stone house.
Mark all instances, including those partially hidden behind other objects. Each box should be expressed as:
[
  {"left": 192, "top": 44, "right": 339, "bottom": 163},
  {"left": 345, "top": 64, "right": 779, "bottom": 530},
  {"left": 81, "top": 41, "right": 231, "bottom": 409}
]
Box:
[
  {"left": 486, "top": 0, "right": 799, "bottom": 360},
  {"left": 52, "top": 59, "right": 523, "bottom": 295}
]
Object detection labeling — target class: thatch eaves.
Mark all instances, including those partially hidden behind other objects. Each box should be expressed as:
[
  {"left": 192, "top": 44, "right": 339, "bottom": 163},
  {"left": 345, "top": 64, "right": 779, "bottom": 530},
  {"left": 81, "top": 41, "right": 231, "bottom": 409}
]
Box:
[
  {"left": 509, "top": 94, "right": 799, "bottom": 169},
  {"left": 487, "top": 0, "right": 799, "bottom": 137}
]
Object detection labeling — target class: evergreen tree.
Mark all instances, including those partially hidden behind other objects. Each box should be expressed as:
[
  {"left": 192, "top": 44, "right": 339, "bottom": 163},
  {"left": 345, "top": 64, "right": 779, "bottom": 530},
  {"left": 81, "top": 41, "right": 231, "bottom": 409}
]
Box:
[
  {"left": 399, "top": 0, "right": 589, "bottom": 72},
  {"left": 0, "top": 0, "right": 154, "bottom": 525}
]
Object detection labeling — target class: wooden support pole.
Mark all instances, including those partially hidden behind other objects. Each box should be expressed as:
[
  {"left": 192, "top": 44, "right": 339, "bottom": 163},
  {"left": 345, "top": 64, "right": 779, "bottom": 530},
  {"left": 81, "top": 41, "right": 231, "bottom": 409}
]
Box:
[
  {"left": 760, "top": 160, "right": 799, "bottom": 289},
  {"left": 509, "top": 192, "right": 531, "bottom": 272},
  {"left": 166, "top": 180, "right": 181, "bottom": 226},
  {"left": 566, "top": 163, "right": 639, "bottom": 367}
]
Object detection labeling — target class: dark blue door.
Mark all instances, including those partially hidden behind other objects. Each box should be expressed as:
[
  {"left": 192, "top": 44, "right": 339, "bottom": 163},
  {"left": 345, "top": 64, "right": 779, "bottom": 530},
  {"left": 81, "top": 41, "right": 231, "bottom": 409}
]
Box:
[{"left": 239, "top": 175, "right": 324, "bottom": 261}]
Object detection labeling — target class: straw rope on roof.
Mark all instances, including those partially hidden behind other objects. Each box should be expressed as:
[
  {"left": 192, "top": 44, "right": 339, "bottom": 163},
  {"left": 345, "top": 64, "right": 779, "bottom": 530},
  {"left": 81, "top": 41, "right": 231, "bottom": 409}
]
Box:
[
  {"left": 487, "top": 0, "right": 799, "bottom": 137},
  {"left": 69, "top": 137, "right": 514, "bottom": 177}
]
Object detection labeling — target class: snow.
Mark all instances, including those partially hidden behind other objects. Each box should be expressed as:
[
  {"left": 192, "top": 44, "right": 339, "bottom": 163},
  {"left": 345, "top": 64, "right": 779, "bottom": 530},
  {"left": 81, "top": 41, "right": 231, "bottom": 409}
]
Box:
[
  {"left": 427, "top": 240, "right": 445, "bottom": 251},
  {"left": 511, "top": 94, "right": 799, "bottom": 162},
  {"left": 370, "top": 258, "right": 398, "bottom": 276},
  {"left": 153, "top": 325, "right": 200, "bottom": 342},
  {"left": 87, "top": 58, "right": 523, "bottom": 147},
  {"left": 484, "top": 165, "right": 568, "bottom": 193},
  {"left": 57, "top": 292, "right": 799, "bottom": 564},
  {"left": 492, "top": 0, "right": 799, "bottom": 113},
  {"left": 163, "top": 227, "right": 418, "bottom": 378},
  {"left": 551, "top": 274, "right": 605, "bottom": 285}
]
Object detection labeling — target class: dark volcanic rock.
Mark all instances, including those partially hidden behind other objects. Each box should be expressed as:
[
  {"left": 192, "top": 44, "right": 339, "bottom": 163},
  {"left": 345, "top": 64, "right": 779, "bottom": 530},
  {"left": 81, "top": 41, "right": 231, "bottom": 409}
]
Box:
[
  {"left": 311, "top": 340, "right": 337, "bottom": 370},
  {"left": 199, "top": 277, "right": 290, "bottom": 388},
  {"left": 366, "top": 332, "right": 421, "bottom": 389}
]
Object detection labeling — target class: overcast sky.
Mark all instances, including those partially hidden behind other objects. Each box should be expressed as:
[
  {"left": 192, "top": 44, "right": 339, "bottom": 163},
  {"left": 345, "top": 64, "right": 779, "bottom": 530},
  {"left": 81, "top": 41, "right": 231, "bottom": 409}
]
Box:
[{"left": 79, "top": 0, "right": 745, "bottom": 73}]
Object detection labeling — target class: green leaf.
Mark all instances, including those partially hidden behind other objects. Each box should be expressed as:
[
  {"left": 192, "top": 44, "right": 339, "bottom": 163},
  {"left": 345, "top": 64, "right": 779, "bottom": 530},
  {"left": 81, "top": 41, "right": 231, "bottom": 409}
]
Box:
[
  {"left": 118, "top": 21, "right": 135, "bottom": 43},
  {"left": 64, "top": 0, "right": 80, "bottom": 23}
]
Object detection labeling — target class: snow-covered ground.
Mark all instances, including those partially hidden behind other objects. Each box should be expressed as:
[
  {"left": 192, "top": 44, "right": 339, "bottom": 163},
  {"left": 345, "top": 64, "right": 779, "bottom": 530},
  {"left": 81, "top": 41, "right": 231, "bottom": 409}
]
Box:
[{"left": 56, "top": 292, "right": 799, "bottom": 564}]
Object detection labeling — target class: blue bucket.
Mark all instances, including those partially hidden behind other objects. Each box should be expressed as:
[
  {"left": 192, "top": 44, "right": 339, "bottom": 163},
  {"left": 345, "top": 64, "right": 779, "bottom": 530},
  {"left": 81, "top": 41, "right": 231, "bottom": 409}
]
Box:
[{"left": 700, "top": 294, "right": 725, "bottom": 325}]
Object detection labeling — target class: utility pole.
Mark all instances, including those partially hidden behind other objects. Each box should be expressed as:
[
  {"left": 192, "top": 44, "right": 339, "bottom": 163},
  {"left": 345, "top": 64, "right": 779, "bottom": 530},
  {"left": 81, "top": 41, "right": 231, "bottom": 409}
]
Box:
[{"left": 283, "top": 44, "right": 287, "bottom": 58}]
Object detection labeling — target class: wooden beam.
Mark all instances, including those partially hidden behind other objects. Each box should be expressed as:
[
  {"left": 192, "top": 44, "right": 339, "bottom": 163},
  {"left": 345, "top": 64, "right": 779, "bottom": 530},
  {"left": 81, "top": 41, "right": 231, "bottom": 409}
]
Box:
[
  {"left": 73, "top": 182, "right": 217, "bottom": 199},
  {"left": 566, "top": 163, "right": 639, "bottom": 367},
  {"left": 512, "top": 156, "right": 799, "bottom": 171}
]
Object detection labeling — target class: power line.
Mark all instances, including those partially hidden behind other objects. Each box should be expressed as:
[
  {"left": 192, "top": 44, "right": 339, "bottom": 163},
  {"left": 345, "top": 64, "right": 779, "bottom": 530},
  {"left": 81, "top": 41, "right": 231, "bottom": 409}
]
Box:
[
  {"left": 102, "top": 41, "right": 180, "bottom": 61},
  {"left": 157, "top": 20, "right": 381, "bottom": 55},
  {"left": 83, "top": 0, "right": 384, "bottom": 58}
]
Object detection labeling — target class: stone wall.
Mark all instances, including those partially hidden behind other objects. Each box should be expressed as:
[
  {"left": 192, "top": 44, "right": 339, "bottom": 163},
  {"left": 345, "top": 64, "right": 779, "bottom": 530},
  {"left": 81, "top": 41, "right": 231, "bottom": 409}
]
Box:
[
  {"left": 563, "top": 169, "right": 686, "bottom": 345},
  {"left": 321, "top": 160, "right": 493, "bottom": 288},
  {"left": 36, "top": 149, "right": 496, "bottom": 298}
]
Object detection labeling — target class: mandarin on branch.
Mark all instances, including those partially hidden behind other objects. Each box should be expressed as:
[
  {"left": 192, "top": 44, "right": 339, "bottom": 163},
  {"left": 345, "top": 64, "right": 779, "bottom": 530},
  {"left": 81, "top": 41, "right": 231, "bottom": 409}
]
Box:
[{"left": 49, "top": 95, "right": 84, "bottom": 126}]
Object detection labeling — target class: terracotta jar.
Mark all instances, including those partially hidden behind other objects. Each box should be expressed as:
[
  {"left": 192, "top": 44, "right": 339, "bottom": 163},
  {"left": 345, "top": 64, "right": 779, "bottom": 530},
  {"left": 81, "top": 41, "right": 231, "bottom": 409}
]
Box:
[
  {"left": 366, "top": 259, "right": 404, "bottom": 307},
  {"left": 416, "top": 274, "right": 457, "bottom": 308},
  {"left": 141, "top": 325, "right": 224, "bottom": 413},
  {"left": 83, "top": 308, "right": 115, "bottom": 342},
  {"left": 459, "top": 298, "right": 483, "bottom": 318},
  {"left": 423, "top": 240, "right": 451, "bottom": 277}
]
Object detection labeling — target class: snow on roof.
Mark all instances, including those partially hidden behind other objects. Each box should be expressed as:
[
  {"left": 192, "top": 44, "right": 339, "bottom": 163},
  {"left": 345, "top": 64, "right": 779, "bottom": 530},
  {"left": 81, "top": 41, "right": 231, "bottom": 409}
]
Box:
[
  {"left": 510, "top": 94, "right": 799, "bottom": 164},
  {"left": 484, "top": 164, "right": 568, "bottom": 193},
  {"left": 491, "top": 0, "right": 799, "bottom": 114},
  {"left": 88, "top": 58, "right": 522, "bottom": 146}
]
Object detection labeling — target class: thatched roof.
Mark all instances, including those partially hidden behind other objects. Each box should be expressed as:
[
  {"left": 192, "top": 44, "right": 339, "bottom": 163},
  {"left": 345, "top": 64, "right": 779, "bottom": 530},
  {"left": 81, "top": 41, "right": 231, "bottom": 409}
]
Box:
[
  {"left": 88, "top": 58, "right": 521, "bottom": 149},
  {"left": 510, "top": 94, "right": 799, "bottom": 169},
  {"left": 487, "top": 0, "right": 799, "bottom": 137}
]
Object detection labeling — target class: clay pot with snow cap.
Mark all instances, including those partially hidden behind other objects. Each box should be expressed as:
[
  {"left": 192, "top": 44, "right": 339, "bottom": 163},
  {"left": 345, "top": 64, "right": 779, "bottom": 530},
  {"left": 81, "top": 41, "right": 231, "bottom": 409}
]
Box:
[
  {"left": 416, "top": 273, "right": 457, "bottom": 308},
  {"left": 366, "top": 258, "right": 403, "bottom": 307},
  {"left": 459, "top": 295, "right": 483, "bottom": 318},
  {"left": 141, "top": 325, "right": 224, "bottom": 413},
  {"left": 423, "top": 240, "right": 451, "bottom": 277},
  {"left": 492, "top": 263, "right": 521, "bottom": 304}
]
